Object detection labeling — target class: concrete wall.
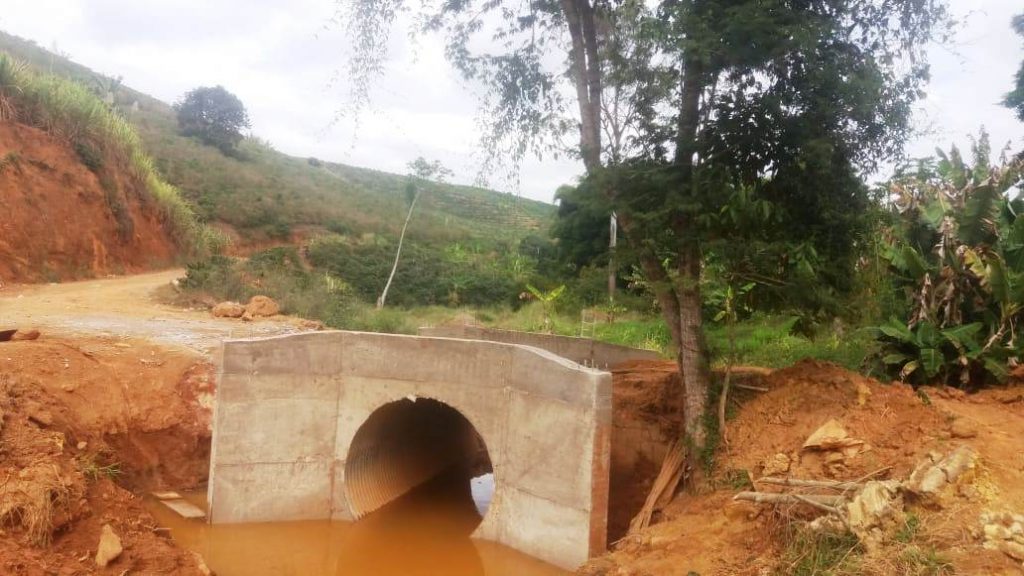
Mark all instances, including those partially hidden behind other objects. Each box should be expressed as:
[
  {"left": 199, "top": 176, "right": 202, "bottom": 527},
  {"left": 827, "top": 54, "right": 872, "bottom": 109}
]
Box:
[
  {"left": 209, "top": 331, "right": 612, "bottom": 570},
  {"left": 417, "top": 325, "right": 662, "bottom": 369}
]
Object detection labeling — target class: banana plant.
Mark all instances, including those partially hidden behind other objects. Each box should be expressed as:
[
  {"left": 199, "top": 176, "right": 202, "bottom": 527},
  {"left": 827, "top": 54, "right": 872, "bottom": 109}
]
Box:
[
  {"left": 878, "top": 132, "right": 1024, "bottom": 387},
  {"left": 526, "top": 283, "right": 566, "bottom": 333}
]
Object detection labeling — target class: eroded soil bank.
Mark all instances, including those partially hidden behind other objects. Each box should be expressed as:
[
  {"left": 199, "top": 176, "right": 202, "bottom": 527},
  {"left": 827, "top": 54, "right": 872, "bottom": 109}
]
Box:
[{"left": 0, "top": 335, "right": 213, "bottom": 575}]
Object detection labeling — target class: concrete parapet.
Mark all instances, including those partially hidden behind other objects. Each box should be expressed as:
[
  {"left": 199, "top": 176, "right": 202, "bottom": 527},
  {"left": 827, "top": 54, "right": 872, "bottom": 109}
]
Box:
[{"left": 417, "top": 325, "right": 662, "bottom": 369}]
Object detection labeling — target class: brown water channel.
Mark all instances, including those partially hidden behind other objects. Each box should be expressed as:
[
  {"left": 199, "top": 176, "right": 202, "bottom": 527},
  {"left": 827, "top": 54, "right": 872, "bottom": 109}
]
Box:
[{"left": 145, "top": 471, "right": 569, "bottom": 576}]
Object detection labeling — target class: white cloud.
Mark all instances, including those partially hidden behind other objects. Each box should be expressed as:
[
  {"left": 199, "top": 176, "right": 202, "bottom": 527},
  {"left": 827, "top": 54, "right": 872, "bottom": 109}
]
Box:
[{"left": 1, "top": 0, "right": 1021, "bottom": 203}]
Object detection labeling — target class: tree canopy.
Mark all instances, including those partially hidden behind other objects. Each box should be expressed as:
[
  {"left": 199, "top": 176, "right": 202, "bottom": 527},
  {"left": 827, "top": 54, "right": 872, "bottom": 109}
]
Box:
[
  {"left": 175, "top": 85, "right": 250, "bottom": 154},
  {"left": 338, "top": 0, "right": 951, "bottom": 456},
  {"left": 1007, "top": 13, "right": 1024, "bottom": 122}
]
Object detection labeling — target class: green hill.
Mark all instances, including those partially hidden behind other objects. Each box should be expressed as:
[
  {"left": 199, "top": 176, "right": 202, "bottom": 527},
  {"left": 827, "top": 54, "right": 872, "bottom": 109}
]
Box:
[{"left": 0, "top": 30, "right": 554, "bottom": 248}]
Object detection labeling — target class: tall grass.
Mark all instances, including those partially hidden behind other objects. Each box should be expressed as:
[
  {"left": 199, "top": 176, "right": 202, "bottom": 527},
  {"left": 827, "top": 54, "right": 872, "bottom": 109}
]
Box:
[{"left": 0, "top": 52, "right": 218, "bottom": 257}]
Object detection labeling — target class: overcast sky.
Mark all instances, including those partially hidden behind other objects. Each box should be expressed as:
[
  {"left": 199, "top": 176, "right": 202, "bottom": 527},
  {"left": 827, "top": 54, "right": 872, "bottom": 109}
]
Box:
[{"left": 1, "top": 0, "right": 1022, "bottom": 203}]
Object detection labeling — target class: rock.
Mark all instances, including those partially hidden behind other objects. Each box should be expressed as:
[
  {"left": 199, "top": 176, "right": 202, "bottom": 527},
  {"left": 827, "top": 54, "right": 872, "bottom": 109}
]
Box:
[
  {"left": 297, "top": 319, "right": 324, "bottom": 331},
  {"left": 244, "top": 295, "right": 279, "bottom": 318},
  {"left": 211, "top": 301, "right": 245, "bottom": 318},
  {"left": 191, "top": 551, "right": 213, "bottom": 576},
  {"left": 27, "top": 407, "right": 53, "bottom": 427},
  {"left": 761, "top": 453, "right": 791, "bottom": 476},
  {"left": 95, "top": 524, "right": 123, "bottom": 567},
  {"left": 906, "top": 446, "right": 978, "bottom": 505},
  {"left": 856, "top": 381, "right": 872, "bottom": 406},
  {"left": 950, "top": 418, "right": 978, "bottom": 439},
  {"left": 11, "top": 329, "right": 40, "bottom": 341},
  {"left": 76, "top": 441, "right": 87, "bottom": 450},
  {"left": 846, "top": 480, "right": 905, "bottom": 551},
  {"left": 997, "top": 540, "right": 1024, "bottom": 562},
  {"left": 802, "top": 419, "right": 865, "bottom": 452}
]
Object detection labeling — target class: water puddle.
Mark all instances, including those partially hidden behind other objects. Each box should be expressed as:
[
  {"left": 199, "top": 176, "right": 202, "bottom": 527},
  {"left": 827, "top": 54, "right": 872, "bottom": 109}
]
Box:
[{"left": 145, "top": 471, "right": 568, "bottom": 576}]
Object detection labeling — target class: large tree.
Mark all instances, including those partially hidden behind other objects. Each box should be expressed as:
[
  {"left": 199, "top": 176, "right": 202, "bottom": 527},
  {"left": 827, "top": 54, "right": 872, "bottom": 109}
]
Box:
[
  {"left": 339, "top": 0, "right": 949, "bottom": 468},
  {"left": 175, "top": 85, "right": 251, "bottom": 154},
  {"left": 1007, "top": 13, "right": 1024, "bottom": 121}
]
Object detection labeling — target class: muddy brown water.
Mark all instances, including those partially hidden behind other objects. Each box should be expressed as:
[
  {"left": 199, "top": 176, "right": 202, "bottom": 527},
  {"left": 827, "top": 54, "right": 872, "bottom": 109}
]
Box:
[{"left": 145, "top": 472, "right": 569, "bottom": 576}]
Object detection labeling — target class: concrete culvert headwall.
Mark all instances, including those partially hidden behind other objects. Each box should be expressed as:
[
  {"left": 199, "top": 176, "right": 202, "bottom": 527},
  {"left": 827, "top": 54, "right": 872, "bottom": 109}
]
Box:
[
  {"left": 209, "top": 331, "right": 611, "bottom": 570},
  {"left": 345, "top": 397, "right": 491, "bottom": 519}
]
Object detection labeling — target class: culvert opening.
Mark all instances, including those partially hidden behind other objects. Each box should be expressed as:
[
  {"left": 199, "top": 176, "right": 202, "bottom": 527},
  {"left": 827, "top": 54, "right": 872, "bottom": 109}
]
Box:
[{"left": 345, "top": 397, "right": 494, "bottom": 530}]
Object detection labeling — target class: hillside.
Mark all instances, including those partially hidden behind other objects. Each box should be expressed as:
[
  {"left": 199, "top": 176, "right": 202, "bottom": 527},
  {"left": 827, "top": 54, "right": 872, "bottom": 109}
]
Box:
[
  {"left": 0, "top": 122, "right": 176, "bottom": 283},
  {"left": 0, "top": 30, "right": 555, "bottom": 249}
]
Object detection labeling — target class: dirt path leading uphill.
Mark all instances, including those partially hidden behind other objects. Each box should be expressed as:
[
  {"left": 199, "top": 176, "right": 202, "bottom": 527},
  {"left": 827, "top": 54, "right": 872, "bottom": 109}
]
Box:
[{"left": 0, "top": 270, "right": 306, "bottom": 355}]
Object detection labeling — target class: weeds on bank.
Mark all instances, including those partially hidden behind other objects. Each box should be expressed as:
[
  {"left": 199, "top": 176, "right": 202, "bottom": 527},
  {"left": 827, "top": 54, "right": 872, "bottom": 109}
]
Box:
[
  {"left": 80, "top": 455, "right": 122, "bottom": 482},
  {"left": 775, "top": 527, "right": 864, "bottom": 576},
  {"left": 0, "top": 51, "right": 218, "bottom": 257}
]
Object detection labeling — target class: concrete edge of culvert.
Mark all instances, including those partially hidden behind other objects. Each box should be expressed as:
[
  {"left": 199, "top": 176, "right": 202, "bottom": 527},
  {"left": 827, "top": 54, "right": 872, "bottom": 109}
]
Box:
[{"left": 210, "top": 330, "right": 612, "bottom": 571}]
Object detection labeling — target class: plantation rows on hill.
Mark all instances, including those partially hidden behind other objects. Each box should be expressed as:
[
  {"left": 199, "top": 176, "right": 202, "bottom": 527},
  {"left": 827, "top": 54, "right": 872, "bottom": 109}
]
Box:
[{"left": 0, "top": 30, "right": 554, "bottom": 248}]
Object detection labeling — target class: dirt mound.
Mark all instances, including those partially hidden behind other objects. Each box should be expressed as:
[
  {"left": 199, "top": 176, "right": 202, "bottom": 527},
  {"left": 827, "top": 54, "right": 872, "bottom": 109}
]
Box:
[
  {"left": 0, "top": 335, "right": 211, "bottom": 574},
  {"left": 726, "top": 360, "right": 950, "bottom": 481},
  {"left": 0, "top": 122, "right": 177, "bottom": 283},
  {"left": 587, "top": 360, "right": 1024, "bottom": 575},
  {"left": 243, "top": 294, "right": 280, "bottom": 318}
]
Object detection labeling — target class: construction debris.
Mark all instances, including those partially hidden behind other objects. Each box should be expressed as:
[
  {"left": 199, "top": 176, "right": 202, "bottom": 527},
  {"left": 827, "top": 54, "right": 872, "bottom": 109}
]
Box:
[{"left": 627, "top": 439, "right": 686, "bottom": 536}]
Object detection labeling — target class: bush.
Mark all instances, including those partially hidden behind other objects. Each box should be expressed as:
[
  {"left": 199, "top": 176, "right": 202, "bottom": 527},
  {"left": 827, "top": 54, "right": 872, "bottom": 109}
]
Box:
[{"left": 876, "top": 137, "right": 1024, "bottom": 387}]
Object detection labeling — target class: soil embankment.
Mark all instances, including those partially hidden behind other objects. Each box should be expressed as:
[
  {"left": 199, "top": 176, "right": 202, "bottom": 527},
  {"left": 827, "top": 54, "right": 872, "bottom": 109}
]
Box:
[
  {"left": 0, "top": 335, "right": 212, "bottom": 575},
  {"left": 587, "top": 359, "right": 1024, "bottom": 575},
  {"left": 0, "top": 122, "right": 176, "bottom": 284}
]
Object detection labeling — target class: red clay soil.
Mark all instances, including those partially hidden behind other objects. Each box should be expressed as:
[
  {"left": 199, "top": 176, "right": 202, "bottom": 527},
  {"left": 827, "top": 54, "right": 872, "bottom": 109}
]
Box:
[
  {"left": 587, "top": 358, "right": 1024, "bottom": 575},
  {"left": 0, "top": 335, "right": 213, "bottom": 575},
  {"left": 607, "top": 359, "right": 685, "bottom": 543},
  {"left": 0, "top": 122, "right": 177, "bottom": 284}
]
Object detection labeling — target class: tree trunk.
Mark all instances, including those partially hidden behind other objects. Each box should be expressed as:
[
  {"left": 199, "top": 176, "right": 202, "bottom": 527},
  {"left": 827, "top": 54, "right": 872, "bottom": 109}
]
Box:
[
  {"left": 676, "top": 244, "right": 709, "bottom": 451},
  {"left": 377, "top": 189, "right": 420, "bottom": 309},
  {"left": 560, "top": 0, "right": 601, "bottom": 172}
]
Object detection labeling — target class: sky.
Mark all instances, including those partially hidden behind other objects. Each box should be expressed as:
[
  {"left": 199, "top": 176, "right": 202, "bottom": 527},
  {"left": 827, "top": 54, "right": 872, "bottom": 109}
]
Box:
[{"left": 1, "top": 0, "right": 1022, "bottom": 203}]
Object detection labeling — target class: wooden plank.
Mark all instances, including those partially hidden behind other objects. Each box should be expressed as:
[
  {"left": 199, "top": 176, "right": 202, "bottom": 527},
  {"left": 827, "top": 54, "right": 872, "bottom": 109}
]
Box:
[{"left": 161, "top": 498, "right": 206, "bottom": 519}]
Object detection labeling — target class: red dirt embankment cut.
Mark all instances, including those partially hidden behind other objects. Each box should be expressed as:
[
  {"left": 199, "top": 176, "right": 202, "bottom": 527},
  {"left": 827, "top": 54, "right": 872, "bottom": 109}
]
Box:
[
  {"left": 0, "top": 122, "right": 176, "bottom": 284},
  {"left": 0, "top": 335, "right": 212, "bottom": 575}
]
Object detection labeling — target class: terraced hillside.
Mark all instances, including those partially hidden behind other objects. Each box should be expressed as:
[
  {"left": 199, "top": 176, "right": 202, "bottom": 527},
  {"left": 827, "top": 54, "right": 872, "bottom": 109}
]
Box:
[{"left": 0, "top": 30, "right": 554, "bottom": 248}]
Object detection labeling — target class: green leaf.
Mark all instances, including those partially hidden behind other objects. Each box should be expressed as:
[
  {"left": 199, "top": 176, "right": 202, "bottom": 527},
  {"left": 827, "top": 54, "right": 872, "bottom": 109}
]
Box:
[
  {"left": 882, "top": 353, "right": 910, "bottom": 365},
  {"left": 959, "top": 183, "right": 1000, "bottom": 245},
  {"left": 983, "top": 358, "right": 1009, "bottom": 382},
  {"left": 919, "top": 348, "right": 943, "bottom": 378},
  {"left": 986, "top": 256, "right": 1011, "bottom": 308},
  {"left": 878, "top": 318, "right": 915, "bottom": 343},
  {"left": 941, "top": 323, "right": 984, "bottom": 351},
  {"left": 900, "top": 360, "right": 920, "bottom": 380},
  {"left": 915, "top": 322, "right": 939, "bottom": 348},
  {"left": 901, "top": 245, "right": 929, "bottom": 279}
]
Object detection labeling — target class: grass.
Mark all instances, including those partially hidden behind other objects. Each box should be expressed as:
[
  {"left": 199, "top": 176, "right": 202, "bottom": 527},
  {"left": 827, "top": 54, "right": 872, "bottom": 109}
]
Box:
[
  {"left": 81, "top": 456, "right": 122, "bottom": 482},
  {"left": 775, "top": 528, "right": 864, "bottom": 576},
  {"left": 0, "top": 49, "right": 216, "bottom": 257},
  {"left": 0, "top": 30, "right": 554, "bottom": 249}
]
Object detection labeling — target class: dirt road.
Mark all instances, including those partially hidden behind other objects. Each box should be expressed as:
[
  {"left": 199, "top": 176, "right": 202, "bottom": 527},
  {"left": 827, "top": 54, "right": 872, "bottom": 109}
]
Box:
[{"left": 0, "top": 269, "right": 305, "bottom": 355}]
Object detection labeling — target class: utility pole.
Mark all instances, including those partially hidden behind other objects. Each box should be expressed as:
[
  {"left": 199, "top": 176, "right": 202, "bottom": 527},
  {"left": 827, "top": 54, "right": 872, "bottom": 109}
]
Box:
[{"left": 608, "top": 212, "right": 617, "bottom": 303}]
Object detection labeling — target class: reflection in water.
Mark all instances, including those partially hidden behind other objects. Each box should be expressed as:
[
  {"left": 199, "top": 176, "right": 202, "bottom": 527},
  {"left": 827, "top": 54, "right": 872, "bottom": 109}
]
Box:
[{"left": 145, "top": 469, "right": 567, "bottom": 576}]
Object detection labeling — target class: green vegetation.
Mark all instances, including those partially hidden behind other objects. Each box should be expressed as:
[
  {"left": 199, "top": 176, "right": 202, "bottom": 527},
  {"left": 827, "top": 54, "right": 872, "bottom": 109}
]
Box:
[
  {"left": 175, "top": 85, "right": 251, "bottom": 155},
  {"left": 875, "top": 133, "right": 1024, "bottom": 387},
  {"left": 776, "top": 528, "right": 863, "bottom": 576},
  {"left": 1006, "top": 13, "right": 1024, "bottom": 121},
  {"left": 0, "top": 50, "right": 216, "bottom": 256}
]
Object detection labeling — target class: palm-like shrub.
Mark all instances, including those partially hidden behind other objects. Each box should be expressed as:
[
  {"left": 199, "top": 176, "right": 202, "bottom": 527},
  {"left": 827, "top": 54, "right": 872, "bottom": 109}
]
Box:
[{"left": 878, "top": 134, "right": 1024, "bottom": 386}]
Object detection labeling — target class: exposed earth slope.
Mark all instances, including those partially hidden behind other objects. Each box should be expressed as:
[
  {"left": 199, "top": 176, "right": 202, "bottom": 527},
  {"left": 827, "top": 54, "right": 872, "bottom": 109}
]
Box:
[{"left": 0, "top": 123, "right": 176, "bottom": 284}]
